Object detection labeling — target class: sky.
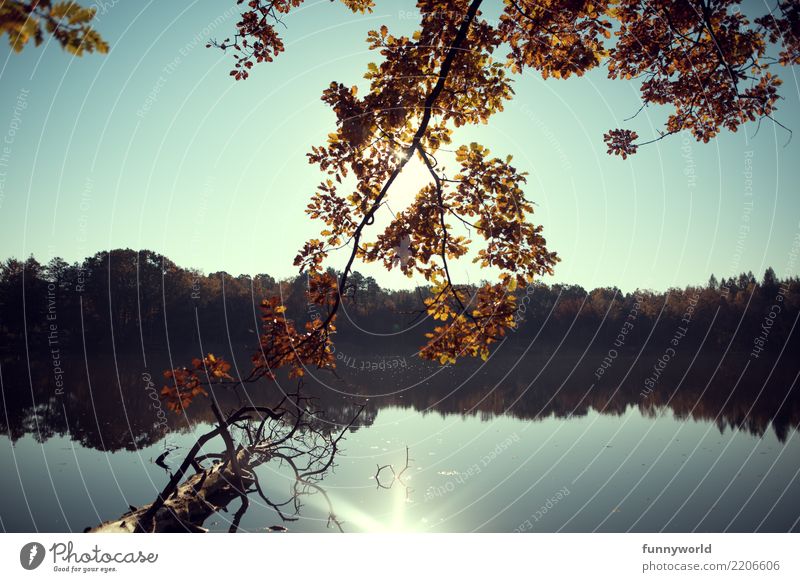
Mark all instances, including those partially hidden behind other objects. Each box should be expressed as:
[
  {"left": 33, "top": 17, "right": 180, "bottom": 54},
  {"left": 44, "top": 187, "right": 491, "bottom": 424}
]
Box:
[{"left": 0, "top": 0, "right": 798, "bottom": 292}]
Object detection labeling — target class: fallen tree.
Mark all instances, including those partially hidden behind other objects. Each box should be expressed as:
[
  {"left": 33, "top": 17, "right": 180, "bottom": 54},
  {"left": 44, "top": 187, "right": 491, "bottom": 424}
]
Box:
[{"left": 89, "top": 391, "right": 363, "bottom": 533}]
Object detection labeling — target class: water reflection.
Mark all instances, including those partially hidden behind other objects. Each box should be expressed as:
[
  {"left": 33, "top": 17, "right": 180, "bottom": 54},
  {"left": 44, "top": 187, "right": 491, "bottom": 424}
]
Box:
[
  {"left": 2, "top": 343, "right": 798, "bottom": 451},
  {"left": 1, "top": 341, "right": 799, "bottom": 532}
]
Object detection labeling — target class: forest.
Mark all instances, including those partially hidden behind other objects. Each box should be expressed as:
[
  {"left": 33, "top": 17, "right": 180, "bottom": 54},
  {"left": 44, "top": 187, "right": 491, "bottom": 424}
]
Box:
[{"left": 1, "top": 248, "right": 798, "bottom": 357}]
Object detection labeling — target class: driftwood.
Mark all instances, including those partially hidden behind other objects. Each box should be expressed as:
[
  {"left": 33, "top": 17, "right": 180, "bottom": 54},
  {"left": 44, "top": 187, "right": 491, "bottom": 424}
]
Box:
[{"left": 90, "top": 449, "right": 253, "bottom": 533}]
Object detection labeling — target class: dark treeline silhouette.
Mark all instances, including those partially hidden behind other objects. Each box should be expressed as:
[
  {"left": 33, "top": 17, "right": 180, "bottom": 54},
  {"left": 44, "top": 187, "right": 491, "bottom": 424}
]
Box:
[
  {"left": 1, "top": 249, "right": 798, "bottom": 355},
  {"left": 0, "top": 249, "right": 421, "bottom": 352}
]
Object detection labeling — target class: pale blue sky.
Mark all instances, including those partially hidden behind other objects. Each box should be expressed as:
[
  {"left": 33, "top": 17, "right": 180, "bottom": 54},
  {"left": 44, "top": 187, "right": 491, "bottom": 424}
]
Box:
[{"left": 0, "top": 0, "right": 798, "bottom": 291}]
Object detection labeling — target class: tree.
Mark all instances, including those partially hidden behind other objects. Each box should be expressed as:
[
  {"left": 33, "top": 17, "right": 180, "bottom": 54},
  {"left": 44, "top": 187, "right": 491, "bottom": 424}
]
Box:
[
  {"left": 164, "top": 0, "right": 798, "bottom": 410},
  {"left": 0, "top": 1, "right": 107, "bottom": 54},
  {"left": 763, "top": 266, "right": 778, "bottom": 289}
]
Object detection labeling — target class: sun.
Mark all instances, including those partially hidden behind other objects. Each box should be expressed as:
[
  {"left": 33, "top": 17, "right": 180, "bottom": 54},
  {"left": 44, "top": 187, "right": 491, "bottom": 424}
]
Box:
[
  {"left": 310, "top": 485, "right": 422, "bottom": 532},
  {"left": 392, "top": 154, "right": 435, "bottom": 206}
]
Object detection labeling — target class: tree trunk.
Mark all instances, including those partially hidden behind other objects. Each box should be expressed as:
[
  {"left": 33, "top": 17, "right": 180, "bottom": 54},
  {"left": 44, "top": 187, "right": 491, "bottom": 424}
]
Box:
[{"left": 88, "top": 449, "right": 253, "bottom": 533}]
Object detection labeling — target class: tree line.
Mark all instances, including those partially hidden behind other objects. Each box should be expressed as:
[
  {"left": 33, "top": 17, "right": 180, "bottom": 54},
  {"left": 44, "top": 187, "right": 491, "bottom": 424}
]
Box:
[{"left": 1, "top": 249, "right": 798, "bottom": 357}]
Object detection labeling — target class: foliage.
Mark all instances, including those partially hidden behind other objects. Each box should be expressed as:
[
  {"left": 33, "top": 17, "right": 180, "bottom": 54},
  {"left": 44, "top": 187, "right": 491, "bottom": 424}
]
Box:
[
  {"left": 605, "top": 0, "right": 788, "bottom": 150},
  {"left": 0, "top": 1, "right": 108, "bottom": 54},
  {"left": 210, "top": 0, "right": 374, "bottom": 80}
]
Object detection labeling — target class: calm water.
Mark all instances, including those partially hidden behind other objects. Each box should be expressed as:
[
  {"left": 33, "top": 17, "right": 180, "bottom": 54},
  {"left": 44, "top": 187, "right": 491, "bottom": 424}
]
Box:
[{"left": 1, "top": 343, "right": 799, "bottom": 532}]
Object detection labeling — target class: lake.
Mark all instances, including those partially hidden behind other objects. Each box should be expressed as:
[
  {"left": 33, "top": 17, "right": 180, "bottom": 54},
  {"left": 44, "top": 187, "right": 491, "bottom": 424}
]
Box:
[{"left": 1, "top": 340, "right": 799, "bottom": 532}]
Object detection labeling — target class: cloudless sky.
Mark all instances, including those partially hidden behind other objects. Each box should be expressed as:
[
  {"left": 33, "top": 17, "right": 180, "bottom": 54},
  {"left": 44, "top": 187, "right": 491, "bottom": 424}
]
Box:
[{"left": 0, "top": 0, "right": 798, "bottom": 291}]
